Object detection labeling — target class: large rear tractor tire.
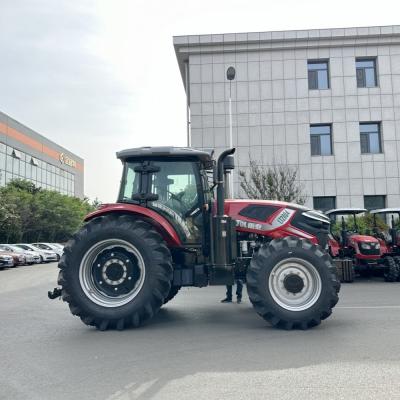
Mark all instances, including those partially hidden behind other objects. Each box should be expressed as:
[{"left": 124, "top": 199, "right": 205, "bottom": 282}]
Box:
[
  {"left": 58, "top": 215, "right": 173, "bottom": 330},
  {"left": 246, "top": 237, "right": 340, "bottom": 330},
  {"left": 163, "top": 285, "right": 181, "bottom": 304},
  {"left": 383, "top": 256, "right": 399, "bottom": 282}
]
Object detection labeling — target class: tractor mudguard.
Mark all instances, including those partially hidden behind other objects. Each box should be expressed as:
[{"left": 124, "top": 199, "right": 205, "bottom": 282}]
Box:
[{"left": 84, "top": 203, "right": 182, "bottom": 247}]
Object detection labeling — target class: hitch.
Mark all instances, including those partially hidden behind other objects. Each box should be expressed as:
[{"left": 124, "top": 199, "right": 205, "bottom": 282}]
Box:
[{"left": 48, "top": 287, "right": 62, "bottom": 300}]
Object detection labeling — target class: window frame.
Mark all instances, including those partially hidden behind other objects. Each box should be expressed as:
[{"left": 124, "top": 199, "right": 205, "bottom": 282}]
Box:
[
  {"left": 313, "top": 196, "right": 336, "bottom": 212},
  {"left": 359, "top": 122, "right": 382, "bottom": 154},
  {"left": 310, "top": 124, "right": 333, "bottom": 156},
  {"left": 307, "top": 59, "right": 330, "bottom": 90},
  {"left": 356, "top": 57, "right": 378, "bottom": 88},
  {"left": 364, "top": 195, "right": 386, "bottom": 211}
]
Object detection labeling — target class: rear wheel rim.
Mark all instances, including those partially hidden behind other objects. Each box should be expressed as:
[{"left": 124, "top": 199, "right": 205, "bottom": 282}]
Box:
[
  {"left": 268, "top": 257, "right": 322, "bottom": 312},
  {"left": 79, "top": 239, "right": 146, "bottom": 307}
]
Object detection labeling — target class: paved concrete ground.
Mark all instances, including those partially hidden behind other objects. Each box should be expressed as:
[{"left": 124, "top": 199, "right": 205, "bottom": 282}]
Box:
[{"left": 0, "top": 263, "right": 400, "bottom": 400}]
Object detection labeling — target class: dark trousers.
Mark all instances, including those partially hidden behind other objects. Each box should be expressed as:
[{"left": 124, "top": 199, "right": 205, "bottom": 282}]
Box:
[{"left": 226, "top": 280, "right": 243, "bottom": 300}]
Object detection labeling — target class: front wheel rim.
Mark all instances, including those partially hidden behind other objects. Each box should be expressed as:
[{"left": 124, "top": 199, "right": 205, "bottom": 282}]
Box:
[
  {"left": 79, "top": 239, "right": 146, "bottom": 308},
  {"left": 268, "top": 257, "right": 322, "bottom": 312}
]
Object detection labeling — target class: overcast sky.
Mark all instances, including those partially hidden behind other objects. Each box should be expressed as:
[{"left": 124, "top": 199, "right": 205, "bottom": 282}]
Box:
[{"left": 0, "top": 0, "right": 399, "bottom": 202}]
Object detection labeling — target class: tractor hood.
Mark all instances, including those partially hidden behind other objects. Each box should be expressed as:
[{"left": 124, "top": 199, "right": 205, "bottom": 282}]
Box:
[
  {"left": 222, "top": 199, "right": 331, "bottom": 247},
  {"left": 348, "top": 234, "right": 379, "bottom": 243},
  {"left": 224, "top": 199, "right": 330, "bottom": 223},
  {"left": 224, "top": 199, "right": 310, "bottom": 212}
]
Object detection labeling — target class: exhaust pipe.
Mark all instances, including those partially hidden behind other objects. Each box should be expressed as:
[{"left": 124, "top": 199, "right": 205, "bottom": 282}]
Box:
[
  {"left": 216, "top": 148, "right": 235, "bottom": 217},
  {"left": 210, "top": 148, "right": 236, "bottom": 285}
]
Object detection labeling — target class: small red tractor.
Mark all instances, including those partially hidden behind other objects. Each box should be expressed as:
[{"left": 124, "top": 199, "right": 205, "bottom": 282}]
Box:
[
  {"left": 370, "top": 208, "right": 400, "bottom": 280},
  {"left": 326, "top": 208, "right": 397, "bottom": 282},
  {"left": 49, "top": 147, "right": 340, "bottom": 330}
]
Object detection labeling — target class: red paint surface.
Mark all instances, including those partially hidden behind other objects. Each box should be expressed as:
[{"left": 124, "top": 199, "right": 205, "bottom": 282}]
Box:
[
  {"left": 224, "top": 199, "right": 319, "bottom": 244},
  {"left": 84, "top": 203, "right": 182, "bottom": 247}
]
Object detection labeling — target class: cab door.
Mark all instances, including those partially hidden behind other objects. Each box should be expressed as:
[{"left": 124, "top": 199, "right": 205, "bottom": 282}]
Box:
[{"left": 148, "top": 160, "right": 204, "bottom": 244}]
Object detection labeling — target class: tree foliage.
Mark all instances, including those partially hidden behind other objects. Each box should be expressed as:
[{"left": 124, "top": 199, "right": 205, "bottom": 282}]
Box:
[
  {"left": 331, "top": 213, "right": 389, "bottom": 236},
  {"left": 239, "top": 160, "right": 306, "bottom": 204},
  {"left": 0, "top": 179, "right": 97, "bottom": 243}
]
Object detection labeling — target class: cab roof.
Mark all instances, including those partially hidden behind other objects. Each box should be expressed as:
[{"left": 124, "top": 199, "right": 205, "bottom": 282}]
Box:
[
  {"left": 116, "top": 146, "right": 213, "bottom": 165},
  {"left": 325, "top": 208, "right": 367, "bottom": 216},
  {"left": 370, "top": 208, "right": 400, "bottom": 215}
]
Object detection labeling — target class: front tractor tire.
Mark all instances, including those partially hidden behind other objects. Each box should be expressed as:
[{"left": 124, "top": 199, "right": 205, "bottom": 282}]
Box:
[
  {"left": 246, "top": 237, "right": 340, "bottom": 330},
  {"left": 58, "top": 215, "right": 173, "bottom": 330},
  {"left": 383, "top": 256, "right": 399, "bottom": 282},
  {"left": 394, "top": 256, "right": 400, "bottom": 282}
]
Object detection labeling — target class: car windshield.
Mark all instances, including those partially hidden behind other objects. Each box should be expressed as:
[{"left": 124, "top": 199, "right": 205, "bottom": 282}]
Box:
[
  {"left": 16, "top": 245, "right": 31, "bottom": 251},
  {"left": 35, "top": 244, "right": 50, "bottom": 250},
  {"left": 0, "top": 245, "right": 13, "bottom": 252},
  {"left": 9, "top": 246, "right": 22, "bottom": 253}
]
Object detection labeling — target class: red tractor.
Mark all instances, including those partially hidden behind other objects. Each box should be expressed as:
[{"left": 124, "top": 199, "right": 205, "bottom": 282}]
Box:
[
  {"left": 326, "top": 208, "right": 397, "bottom": 282},
  {"left": 49, "top": 147, "right": 340, "bottom": 330},
  {"left": 370, "top": 208, "right": 400, "bottom": 280}
]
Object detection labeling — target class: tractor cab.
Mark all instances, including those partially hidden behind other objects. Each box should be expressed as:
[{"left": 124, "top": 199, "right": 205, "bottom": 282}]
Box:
[
  {"left": 116, "top": 146, "right": 237, "bottom": 285},
  {"left": 117, "top": 147, "right": 214, "bottom": 245},
  {"left": 325, "top": 208, "right": 380, "bottom": 259},
  {"left": 370, "top": 208, "right": 400, "bottom": 250},
  {"left": 326, "top": 208, "right": 366, "bottom": 245}
]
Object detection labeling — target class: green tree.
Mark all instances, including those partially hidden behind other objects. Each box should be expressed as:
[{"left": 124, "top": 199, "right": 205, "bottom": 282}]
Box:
[
  {"left": 239, "top": 160, "right": 306, "bottom": 204},
  {"left": 0, "top": 179, "right": 98, "bottom": 243}
]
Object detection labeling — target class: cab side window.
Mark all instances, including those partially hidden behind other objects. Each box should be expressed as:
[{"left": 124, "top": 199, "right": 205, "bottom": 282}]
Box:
[{"left": 150, "top": 161, "right": 202, "bottom": 243}]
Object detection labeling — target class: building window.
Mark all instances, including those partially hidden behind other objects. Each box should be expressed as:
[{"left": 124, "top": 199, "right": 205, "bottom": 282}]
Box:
[
  {"left": 308, "top": 60, "right": 329, "bottom": 90},
  {"left": 310, "top": 124, "right": 333, "bottom": 156},
  {"left": 313, "top": 196, "right": 336, "bottom": 212},
  {"left": 360, "top": 123, "right": 382, "bottom": 154},
  {"left": 12, "top": 149, "right": 21, "bottom": 159},
  {"left": 356, "top": 58, "right": 377, "bottom": 88},
  {"left": 364, "top": 195, "right": 386, "bottom": 211}
]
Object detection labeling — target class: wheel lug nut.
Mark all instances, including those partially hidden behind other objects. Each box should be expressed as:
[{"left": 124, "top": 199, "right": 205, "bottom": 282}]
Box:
[
  {"left": 128, "top": 276, "right": 132, "bottom": 280},
  {"left": 114, "top": 288, "right": 118, "bottom": 291},
  {"left": 99, "top": 281, "right": 103, "bottom": 285}
]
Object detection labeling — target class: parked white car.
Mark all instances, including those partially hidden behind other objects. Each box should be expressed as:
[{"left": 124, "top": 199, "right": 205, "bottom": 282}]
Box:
[
  {"left": 51, "top": 243, "right": 65, "bottom": 251},
  {"left": 0, "top": 244, "right": 34, "bottom": 265},
  {"left": 8, "top": 244, "right": 41, "bottom": 264},
  {"left": 0, "top": 250, "right": 15, "bottom": 268},
  {"left": 32, "top": 243, "right": 63, "bottom": 260},
  {"left": 15, "top": 244, "right": 58, "bottom": 263}
]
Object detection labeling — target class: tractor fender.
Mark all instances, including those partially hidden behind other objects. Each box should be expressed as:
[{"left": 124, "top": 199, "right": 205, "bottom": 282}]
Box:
[{"left": 84, "top": 203, "right": 182, "bottom": 247}]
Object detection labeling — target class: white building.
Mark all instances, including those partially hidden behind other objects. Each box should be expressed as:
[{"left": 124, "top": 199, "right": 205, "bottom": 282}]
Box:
[{"left": 174, "top": 25, "right": 400, "bottom": 211}]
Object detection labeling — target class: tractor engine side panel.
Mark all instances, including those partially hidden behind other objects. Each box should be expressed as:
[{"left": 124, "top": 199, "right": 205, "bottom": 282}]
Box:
[{"left": 226, "top": 203, "right": 327, "bottom": 246}]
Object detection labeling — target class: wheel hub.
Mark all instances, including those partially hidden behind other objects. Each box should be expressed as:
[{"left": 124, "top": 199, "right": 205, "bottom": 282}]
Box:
[
  {"left": 102, "top": 259, "right": 127, "bottom": 285},
  {"left": 79, "top": 240, "right": 146, "bottom": 307},
  {"left": 268, "top": 258, "right": 322, "bottom": 312},
  {"left": 283, "top": 274, "right": 304, "bottom": 294}
]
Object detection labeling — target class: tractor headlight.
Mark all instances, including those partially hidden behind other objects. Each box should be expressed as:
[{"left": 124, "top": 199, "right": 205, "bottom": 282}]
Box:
[{"left": 360, "top": 242, "right": 371, "bottom": 250}]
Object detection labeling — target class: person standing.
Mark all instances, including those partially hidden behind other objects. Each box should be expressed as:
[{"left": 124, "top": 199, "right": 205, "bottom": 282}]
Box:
[{"left": 221, "top": 279, "right": 243, "bottom": 303}]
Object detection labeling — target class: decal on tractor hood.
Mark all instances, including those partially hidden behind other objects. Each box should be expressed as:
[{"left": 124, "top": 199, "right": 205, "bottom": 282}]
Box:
[{"left": 236, "top": 208, "right": 296, "bottom": 231}]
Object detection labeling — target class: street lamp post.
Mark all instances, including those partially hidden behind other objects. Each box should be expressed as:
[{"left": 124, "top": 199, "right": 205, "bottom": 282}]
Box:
[{"left": 225, "top": 66, "right": 236, "bottom": 198}]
